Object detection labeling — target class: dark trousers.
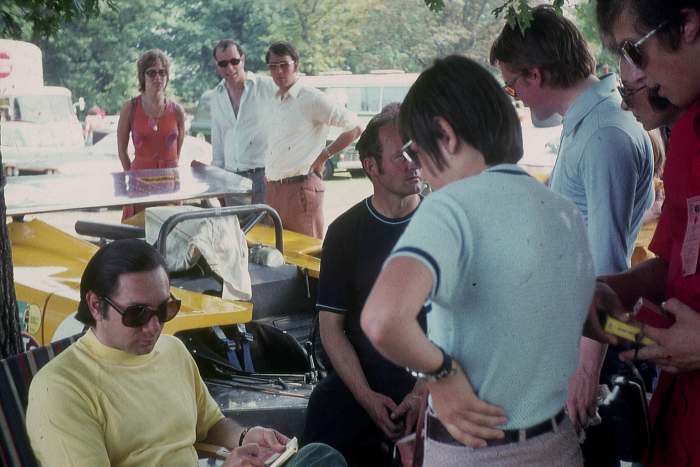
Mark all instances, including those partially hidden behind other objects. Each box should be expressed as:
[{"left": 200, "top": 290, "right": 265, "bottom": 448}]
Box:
[
  {"left": 303, "top": 372, "right": 396, "bottom": 467},
  {"left": 581, "top": 347, "right": 656, "bottom": 467}
]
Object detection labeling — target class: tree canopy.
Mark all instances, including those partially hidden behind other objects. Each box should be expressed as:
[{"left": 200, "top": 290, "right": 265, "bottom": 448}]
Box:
[{"left": 10, "top": 0, "right": 512, "bottom": 113}]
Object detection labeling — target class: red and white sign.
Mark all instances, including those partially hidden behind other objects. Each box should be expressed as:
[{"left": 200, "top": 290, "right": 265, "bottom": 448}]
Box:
[{"left": 0, "top": 52, "right": 13, "bottom": 79}]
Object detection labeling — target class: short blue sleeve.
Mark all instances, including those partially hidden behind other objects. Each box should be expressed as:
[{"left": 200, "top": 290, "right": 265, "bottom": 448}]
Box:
[
  {"left": 389, "top": 192, "right": 472, "bottom": 302},
  {"left": 580, "top": 126, "right": 652, "bottom": 274}
]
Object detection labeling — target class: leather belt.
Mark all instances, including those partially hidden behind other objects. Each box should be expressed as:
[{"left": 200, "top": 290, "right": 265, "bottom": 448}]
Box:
[
  {"left": 426, "top": 408, "right": 566, "bottom": 447},
  {"left": 235, "top": 167, "right": 265, "bottom": 177},
  {"left": 268, "top": 174, "right": 309, "bottom": 185}
]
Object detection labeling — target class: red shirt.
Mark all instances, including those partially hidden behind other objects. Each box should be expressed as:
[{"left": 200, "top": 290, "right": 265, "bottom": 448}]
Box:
[{"left": 647, "top": 100, "right": 700, "bottom": 467}]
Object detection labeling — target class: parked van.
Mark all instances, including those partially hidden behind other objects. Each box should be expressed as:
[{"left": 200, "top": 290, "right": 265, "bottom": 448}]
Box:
[
  {"left": 0, "top": 39, "right": 85, "bottom": 175},
  {"left": 300, "top": 70, "right": 418, "bottom": 176}
]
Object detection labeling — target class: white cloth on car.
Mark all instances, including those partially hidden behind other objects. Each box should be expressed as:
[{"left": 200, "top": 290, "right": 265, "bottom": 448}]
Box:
[{"left": 144, "top": 205, "right": 252, "bottom": 300}]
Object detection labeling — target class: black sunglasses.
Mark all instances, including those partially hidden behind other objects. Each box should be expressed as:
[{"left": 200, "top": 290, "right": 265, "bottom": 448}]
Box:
[
  {"left": 217, "top": 58, "right": 241, "bottom": 68},
  {"left": 400, "top": 140, "right": 421, "bottom": 168},
  {"left": 145, "top": 69, "right": 167, "bottom": 78},
  {"left": 101, "top": 293, "right": 181, "bottom": 328},
  {"left": 620, "top": 22, "right": 667, "bottom": 69}
]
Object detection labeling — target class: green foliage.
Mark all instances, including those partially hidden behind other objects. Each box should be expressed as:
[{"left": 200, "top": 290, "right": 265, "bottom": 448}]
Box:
[
  {"left": 0, "top": 0, "right": 108, "bottom": 40},
  {"left": 424, "top": 0, "right": 446, "bottom": 11},
  {"left": 491, "top": 0, "right": 564, "bottom": 34},
  {"left": 575, "top": 1, "right": 618, "bottom": 74},
  {"left": 20, "top": 0, "right": 512, "bottom": 113}
]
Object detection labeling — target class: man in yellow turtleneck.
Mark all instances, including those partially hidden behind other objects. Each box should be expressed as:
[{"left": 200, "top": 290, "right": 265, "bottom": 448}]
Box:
[{"left": 26, "top": 239, "right": 345, "bottom": 467}]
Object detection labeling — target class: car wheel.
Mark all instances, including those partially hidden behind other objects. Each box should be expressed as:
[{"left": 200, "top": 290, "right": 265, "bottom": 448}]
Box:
[{"left": 348, "top": 169, "right": 366, "bottom": 178}]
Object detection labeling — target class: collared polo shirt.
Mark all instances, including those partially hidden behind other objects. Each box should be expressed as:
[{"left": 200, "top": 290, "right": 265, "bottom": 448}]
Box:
[
  {"left": 390, "top": 164, "right": 594, "bottom": 429},
  {"left": 266, "top": 79, "right": 358, "bottom": 181},
  {"left": 210, "top": 72, "right": 277, "bottom": 172},
  {"left": 550, "top": 73, "right": 654, "bottom": 275}
]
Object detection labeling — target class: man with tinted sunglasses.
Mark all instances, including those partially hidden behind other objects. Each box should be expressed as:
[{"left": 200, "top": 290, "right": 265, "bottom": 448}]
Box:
[
  {"left": 210, "top": 39, "right": 278, "bottom": 205},
  {"left": 264, "top": 42, "right": 361, "bottom": 239},
  {"left": 590, "top": 3, "right": 700, "bottom": 466},
  {"left": 491, "top": 7, "right": 654, "bottom": 467},
  {"left": 26, "top": 239, "right": 345, "bottom": 467}
]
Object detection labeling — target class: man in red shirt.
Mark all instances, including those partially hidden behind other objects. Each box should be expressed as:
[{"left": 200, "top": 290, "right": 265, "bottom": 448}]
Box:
[{"left": 594, "top": 2, "right": 700, "bottom": 466}]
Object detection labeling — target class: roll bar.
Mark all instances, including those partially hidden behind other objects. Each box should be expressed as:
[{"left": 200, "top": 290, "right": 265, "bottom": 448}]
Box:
[{"left": 156, "top": 204, "right": 284, "bottom": 263}]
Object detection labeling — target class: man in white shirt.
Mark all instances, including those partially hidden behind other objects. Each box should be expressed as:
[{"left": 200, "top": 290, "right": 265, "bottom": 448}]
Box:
[
  {"left": 264, "top": 42, "right": 361, "bottom": 239},
  {"left": 210, "top": 39, "right": 277, "bottom": 204}
]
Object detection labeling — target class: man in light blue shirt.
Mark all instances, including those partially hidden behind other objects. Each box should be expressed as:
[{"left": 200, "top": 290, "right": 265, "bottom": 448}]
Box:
[
  {"left": 491, "top": 6, "right": 653, "bottom": 467},
  {"left": 210, "top": 39, "right": 277, "bottom": 204}
]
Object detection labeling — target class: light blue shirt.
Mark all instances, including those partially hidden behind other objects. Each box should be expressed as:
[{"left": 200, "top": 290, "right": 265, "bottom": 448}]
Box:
[
  {"left": 391, "top": 165, "right": 595, "bottom": 429},
  {"left": 550, "top": 74, "right": 654, "bottom": 275}
]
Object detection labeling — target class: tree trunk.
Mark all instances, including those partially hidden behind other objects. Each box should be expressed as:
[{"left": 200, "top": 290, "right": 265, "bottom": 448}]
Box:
[{"left": 0, "top": 165, "right": 22, "bottom": 358}]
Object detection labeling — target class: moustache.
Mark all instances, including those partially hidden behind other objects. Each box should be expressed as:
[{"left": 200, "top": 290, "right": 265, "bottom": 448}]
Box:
[{"left": 647, "top": 86, "right": 672, "bottom": 112}]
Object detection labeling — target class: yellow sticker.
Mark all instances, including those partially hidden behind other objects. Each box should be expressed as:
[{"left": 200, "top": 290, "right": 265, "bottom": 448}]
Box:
[
  {"left": 138, "top": 175, "right": 178, "bottom": 184},
  {"left": 25, "top": 303, "right": 42, "bottom": 335}
]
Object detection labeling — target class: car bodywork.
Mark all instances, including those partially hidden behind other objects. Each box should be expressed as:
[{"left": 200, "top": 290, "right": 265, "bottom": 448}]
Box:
[{"left": 7, "top": 165, "right": 256, "bottom": 346}]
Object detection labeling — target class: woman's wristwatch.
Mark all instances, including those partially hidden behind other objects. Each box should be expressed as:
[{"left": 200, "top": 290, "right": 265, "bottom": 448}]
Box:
[{"left": 406, "top": 345, "right": 457, "bottom": 382}]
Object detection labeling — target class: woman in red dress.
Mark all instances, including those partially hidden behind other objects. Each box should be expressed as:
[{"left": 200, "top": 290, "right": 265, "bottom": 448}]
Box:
[{"left": 116, "top": 49, "right": 185, "bottom": 220}]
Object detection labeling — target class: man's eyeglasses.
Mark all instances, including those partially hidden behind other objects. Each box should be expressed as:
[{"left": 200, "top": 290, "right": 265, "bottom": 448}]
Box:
[
  {"left": 145, "top": 69, "right": 167, "bottom": 79},
  {"left": 617, "top": 83, "right": 647, "bottom": 106},
  {"left": 620, "top": 22, "right": 667, "bottom": 69},
  {"left": 101, "top": 293, "right": 181, "bottom": 328},
  {"left": 267, "top": 61, "right": 295, "bottom": 72},
  {"left": 217, "top": 58, "right": 241, "bottom": 68},
  {"left": 400, "top": 140, "right": 421, "bottom": 168},
  {"left": 502, "top": 73, "right": 523, "bottom": 99}
]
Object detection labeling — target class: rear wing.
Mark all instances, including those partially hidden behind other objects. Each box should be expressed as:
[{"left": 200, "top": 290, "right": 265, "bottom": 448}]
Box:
[{"left": 4, "top": 164, "right": 251, "bottom": 217}]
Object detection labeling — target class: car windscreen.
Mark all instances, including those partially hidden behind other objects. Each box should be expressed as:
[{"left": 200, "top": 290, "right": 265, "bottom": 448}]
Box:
[{"left": 15, "top": 95, "right": 75, "bottom": 123}]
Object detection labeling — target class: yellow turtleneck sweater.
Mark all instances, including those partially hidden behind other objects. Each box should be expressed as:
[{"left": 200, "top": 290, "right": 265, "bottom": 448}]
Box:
[{"left": 27, "top": 330, "right": 223, "bottom": 467}]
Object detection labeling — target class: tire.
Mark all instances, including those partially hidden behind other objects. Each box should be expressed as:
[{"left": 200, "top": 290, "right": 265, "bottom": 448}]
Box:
[{"left": 348, "top": 169, "right": 366, "bottom": 178}]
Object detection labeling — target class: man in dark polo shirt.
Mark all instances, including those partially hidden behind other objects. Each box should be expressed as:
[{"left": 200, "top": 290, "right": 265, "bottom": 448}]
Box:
[{"left": 303, "top": 103, "right": 426, "bottom": 466}]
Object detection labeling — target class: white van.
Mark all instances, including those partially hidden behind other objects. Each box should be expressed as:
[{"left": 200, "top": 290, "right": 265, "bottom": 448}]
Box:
[
  {"left": 1, "top": 39, "right": 85, "bottom": 175},
  {"left": 300, "top": 70, "right": 418, "bottom": 176}
]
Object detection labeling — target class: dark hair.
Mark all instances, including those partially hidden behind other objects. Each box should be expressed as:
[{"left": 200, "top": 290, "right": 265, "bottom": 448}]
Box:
[
  {"left": 356, "top": 102, "right": 401, "bottom": 175},
  {"left": 76, "top": 239, "right": 168, "bottom": 327},
  {"left": 213, "top": 39, "right": 244, "bottom": 59},
  {"left": 597, "top": 0, "right": 698, "bottom": 51},
  {"left": 399, "top": 55, "right": 523, "bottom": 171},
  {"left": 137, "top": 49, "right": 170, "bottom": 93},
  {"left": 265, "top": 42, "right": 299, "bottom": 64},
  {"left": 490, "top": 5, "right": 595, "bottom": 88}
]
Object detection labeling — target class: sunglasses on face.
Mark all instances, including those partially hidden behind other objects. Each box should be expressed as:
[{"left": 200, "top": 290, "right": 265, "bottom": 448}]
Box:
[
  {"left": 502, "top": 73, "right": 523, "bottom": 99},
  {"left": 267, "top": 61, "right": 295, "bottom": 72},
  {"left": 400, "top": 140, "right": 421, "bottom": 168},
  {"left": 217, "top": 58, "right": 241, "bottom": 68},
  {"left": 145, "top": 69, "right": 167, "bottom": 79},
  {"left": 101, "top": 293, "right": 181, "bottom": 328},
  {"left": 620, "top": 22, "right": 667, "bottom": 69}
]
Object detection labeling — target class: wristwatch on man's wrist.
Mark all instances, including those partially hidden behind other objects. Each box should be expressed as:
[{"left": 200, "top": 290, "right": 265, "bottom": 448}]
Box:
[{"left": 407, "top": 345, "right": 456, "bottom": 382}]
